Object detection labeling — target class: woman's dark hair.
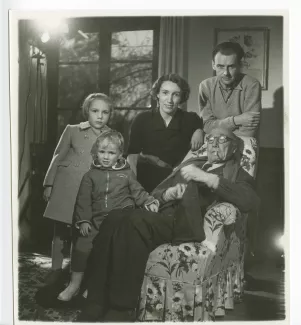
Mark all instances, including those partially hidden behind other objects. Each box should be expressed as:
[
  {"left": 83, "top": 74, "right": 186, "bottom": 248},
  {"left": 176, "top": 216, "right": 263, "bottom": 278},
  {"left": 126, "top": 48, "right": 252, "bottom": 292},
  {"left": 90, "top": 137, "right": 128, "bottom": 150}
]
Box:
[
  {"left": 150, "top": 73, "right": 190, "bottom": 104},
  {"left": 212, "top": 42, "right": 245, "bottom": 63}
]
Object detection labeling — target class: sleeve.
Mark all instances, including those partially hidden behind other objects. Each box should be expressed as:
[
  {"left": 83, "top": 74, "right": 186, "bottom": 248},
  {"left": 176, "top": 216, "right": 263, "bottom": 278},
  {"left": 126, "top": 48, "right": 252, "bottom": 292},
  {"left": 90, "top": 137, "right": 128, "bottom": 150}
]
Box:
[
  {"left": 127, "top": 170, "right": 158, "bottom": 207},
  {"left": 214, "top": 168, "right": 260, "bottom": 213},
  {"left": 188, "top": 112, "right": 203, "bottom": 133},
  {"left": 43, "top": 125, "right": 72, "bottom": 186},
  {"left": 199, "top": 82, "right": 237, "bottom": 134},
  {"left": 244, "top": 80, "right": 262, "bottom": 113},
  {"left": 238, "top": 80, "right": 262, "bottom": 133},
  {"left": 127, "top": 113, "right": 145, "bottom": 155},
  {"left": 74, "top": 173, "right": 93, "bottom": 226},
  {"left": 151, "top": 169, "right": 185, "bottom": 206}
]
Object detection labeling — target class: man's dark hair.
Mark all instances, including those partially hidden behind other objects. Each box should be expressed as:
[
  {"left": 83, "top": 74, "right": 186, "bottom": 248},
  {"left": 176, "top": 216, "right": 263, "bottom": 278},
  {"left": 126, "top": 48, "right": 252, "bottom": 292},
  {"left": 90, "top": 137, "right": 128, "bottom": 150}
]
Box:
[{"left": 212, "top": 42, "right": 245, "bottom": 62}]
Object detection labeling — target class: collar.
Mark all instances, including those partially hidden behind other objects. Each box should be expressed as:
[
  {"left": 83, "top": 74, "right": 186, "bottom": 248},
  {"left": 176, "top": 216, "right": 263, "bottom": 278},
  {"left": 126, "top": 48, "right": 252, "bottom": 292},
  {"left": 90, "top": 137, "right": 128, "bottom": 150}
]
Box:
[
  {"left": 79, "top": 121, "right": 91, "bottom": 130},
  {"left": 79, "top": 122, "right": 111, "bottom": 134},
  {"left": 92, "top": 157, "right": 128, "bottom": 171},
  {"left": 203, "top": 161, "right": 225, "bottom": 172},
  {"left": 214, "top": 74, "right": 244, "bottom": 91},
  {"left": 152, "top": 109, "right": 181, "bottom": 130}
]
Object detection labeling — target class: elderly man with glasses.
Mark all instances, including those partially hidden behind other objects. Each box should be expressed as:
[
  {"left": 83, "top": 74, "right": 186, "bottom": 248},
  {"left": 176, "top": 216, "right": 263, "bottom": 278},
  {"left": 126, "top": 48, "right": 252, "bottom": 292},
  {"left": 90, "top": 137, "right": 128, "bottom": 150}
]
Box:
[{"left": 77, "top": 127, "right": 260, "bottom": 322}]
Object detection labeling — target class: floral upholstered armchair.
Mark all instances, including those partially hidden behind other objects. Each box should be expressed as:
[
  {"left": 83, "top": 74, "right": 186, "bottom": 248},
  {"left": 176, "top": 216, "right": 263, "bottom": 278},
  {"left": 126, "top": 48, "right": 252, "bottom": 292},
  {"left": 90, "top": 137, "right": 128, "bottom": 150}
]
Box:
[{"left": 137, "top": 136, "right": 258, "bottom": 322}]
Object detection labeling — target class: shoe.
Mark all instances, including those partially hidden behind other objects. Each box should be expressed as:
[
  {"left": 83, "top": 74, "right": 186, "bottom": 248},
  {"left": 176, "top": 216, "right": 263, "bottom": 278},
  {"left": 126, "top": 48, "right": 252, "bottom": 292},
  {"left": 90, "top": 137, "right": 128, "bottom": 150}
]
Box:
[
  {"left": 75, "top": 303, "right": 106, "bottom": 322},
  {"left": 43, "top": 269, "right": 63, "bottom": 286},
  {"left": 104, "top": 308, "right": 136, "bottom": 322}
]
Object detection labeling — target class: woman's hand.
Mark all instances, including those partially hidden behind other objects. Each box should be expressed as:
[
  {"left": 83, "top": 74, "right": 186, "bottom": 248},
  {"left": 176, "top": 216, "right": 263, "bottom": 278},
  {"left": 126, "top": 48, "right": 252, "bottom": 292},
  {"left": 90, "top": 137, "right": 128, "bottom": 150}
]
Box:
[
  {"left": 127, "top": 154, "right": 139, "bottom": 176},
  {"left": 163, "top": 183, "right": 187, "bottom": 202},
  {"left": 191, "top": 129, "right": 204, "bottom": 151},
  {"left": 79, "top": 222, "right": 91, "bottom": 236},
  {"left": 43, "top": 187, "right": 52, "bottom": 201}
]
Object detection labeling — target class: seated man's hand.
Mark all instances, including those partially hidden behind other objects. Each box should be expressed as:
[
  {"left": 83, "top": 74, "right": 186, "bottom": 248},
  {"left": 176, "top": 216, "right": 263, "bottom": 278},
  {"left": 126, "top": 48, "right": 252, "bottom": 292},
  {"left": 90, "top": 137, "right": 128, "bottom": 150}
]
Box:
[
  {"left": 181, "top": 164, "right": 206, "bottom": 182},
  {"left": 181, "top": 164, "right": 220, "bottom": 189},
  {"left": 79, "top": 222, "right": 92, "bottom": 236},
  {"left": 163, "top": 183, "right": 187, "bottom": 202},
  {"left": 191, "top": 129, "right": 204, "bottom": 151}
]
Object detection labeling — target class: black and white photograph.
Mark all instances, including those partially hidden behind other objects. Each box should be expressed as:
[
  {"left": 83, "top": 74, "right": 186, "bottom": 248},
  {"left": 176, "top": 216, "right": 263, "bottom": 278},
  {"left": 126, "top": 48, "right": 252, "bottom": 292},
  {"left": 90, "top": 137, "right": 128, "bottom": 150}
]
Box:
[{"left": 9, "top": 11, "right": 286, "bottom": 323}]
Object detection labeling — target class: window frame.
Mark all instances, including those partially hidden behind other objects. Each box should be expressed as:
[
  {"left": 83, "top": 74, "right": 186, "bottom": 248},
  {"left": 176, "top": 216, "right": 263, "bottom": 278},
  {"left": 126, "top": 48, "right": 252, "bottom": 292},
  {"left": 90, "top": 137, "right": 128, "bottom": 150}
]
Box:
[{"left": 46, "top": 17, "right": 160, "bottom": 147}]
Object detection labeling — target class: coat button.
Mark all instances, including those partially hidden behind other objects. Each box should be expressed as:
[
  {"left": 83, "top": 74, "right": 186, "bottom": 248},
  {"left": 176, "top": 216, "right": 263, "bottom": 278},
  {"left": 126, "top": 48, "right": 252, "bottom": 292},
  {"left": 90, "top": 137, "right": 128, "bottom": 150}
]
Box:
[{"left": 74, "top": 162, "right": 80, "bottom": 167}]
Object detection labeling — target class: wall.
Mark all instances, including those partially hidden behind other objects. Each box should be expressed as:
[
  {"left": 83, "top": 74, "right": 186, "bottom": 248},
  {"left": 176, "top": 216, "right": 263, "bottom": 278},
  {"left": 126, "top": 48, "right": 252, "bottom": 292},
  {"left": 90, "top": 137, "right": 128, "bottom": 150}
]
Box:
[{"left": 186, "top": 16, "right": 283, "bottom": 148}]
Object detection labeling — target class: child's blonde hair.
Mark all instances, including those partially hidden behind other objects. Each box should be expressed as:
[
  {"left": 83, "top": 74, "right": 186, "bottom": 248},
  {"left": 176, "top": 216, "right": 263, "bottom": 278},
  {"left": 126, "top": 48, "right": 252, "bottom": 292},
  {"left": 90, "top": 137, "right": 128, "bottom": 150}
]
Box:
[
  {"left": 82, "top": 93, "right": 114, "bottom": 119},
  {"left": 91, "top": 130, "right": 124, "bottom": 161}
]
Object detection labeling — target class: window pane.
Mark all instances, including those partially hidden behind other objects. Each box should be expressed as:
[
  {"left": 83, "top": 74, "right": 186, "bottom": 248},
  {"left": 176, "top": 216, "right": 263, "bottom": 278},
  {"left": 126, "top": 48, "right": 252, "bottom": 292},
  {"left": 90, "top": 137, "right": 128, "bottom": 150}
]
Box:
[
  {"left": 58, "top": 64, "right": 98, "bottom": 108},
  {"left": 59, "top": 32, "right": 99, "bottom": 62},
  {"left": 110, "top": 62, "right": 152, "bottom": 108},
  {"left": 111, "top": 30, "right": 153, "bottom": 61}
]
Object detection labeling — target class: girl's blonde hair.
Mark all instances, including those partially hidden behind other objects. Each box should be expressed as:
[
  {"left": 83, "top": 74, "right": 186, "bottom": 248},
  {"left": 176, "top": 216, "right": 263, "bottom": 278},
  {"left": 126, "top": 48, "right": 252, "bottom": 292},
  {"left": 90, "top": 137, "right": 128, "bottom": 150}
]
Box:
[
  {"left": 91, "top": 130, "right": 124, "bottom": 161},
  {"left": 82, "top": 93, "right": 114, "bottom": 119}
]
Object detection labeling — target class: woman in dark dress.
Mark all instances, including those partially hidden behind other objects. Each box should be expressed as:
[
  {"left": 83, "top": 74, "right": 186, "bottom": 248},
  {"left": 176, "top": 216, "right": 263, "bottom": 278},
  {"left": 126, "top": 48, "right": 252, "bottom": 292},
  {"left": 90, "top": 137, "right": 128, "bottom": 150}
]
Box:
[{"left": 127, "top": 73, "right": 204, "bottom": 192}]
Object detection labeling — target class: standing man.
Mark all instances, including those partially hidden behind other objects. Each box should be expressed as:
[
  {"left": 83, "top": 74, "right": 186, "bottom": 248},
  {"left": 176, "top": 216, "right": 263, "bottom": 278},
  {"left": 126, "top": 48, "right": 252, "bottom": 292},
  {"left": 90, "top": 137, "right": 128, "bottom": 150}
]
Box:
[{"left": 199, "top": 42, "right": 261, "bottom": 137}]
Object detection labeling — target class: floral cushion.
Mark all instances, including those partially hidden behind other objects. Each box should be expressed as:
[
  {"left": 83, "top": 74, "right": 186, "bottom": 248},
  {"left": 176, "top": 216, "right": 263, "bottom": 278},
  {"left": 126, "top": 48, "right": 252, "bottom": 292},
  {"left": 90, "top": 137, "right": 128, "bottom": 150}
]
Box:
[{"left": 138, "top": 137, "right": 257, "bottom": 322}]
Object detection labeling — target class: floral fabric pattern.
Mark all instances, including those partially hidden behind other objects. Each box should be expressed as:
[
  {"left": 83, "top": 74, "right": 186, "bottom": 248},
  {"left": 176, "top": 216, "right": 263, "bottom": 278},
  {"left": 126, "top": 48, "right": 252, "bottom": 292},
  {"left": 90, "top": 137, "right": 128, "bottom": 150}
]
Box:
[{"left": 138, "top": 137, "right": 257, "bottom": 322}]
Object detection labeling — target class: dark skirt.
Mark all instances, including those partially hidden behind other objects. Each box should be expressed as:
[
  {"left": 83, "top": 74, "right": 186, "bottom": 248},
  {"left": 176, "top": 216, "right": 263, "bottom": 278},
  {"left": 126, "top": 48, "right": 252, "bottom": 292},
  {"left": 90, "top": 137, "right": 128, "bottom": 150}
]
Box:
[{"left": 136, "top": 160, "right": 173, "bottom": 193}]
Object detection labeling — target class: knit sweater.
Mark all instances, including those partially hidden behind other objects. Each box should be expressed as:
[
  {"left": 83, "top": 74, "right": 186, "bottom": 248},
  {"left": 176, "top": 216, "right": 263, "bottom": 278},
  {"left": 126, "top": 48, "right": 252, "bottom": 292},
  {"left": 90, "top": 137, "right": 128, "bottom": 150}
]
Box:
[{"left": 199, "top": 74, "right": 262, "bottom": 137}]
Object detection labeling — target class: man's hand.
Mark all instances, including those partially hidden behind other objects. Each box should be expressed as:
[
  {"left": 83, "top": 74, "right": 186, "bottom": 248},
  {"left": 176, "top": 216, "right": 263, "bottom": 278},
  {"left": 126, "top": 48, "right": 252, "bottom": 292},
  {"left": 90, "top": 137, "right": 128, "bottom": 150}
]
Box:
[
  {"left": 163, "top": 183, "right": 187, "bottom": 202},
  {"left": 181, "top": 164, "right": 220, "bottom": 189},
  {"left": 191, "top": 129, "right": 204, "bottom": 151},
  {"left": 79, "top": 222, "right": 91, "bottom": 236},
  {"left": 181, "top": 164, "right": 206, "bottom": 182},
  {"left": 145, "top": 201, "right": 159, "bottom": 212},
  {"left": 234, "top": 112, "right": 260, "bottom": 127},
  {"left": 43, "top": 187, "right": 52, "bottom": 201}
]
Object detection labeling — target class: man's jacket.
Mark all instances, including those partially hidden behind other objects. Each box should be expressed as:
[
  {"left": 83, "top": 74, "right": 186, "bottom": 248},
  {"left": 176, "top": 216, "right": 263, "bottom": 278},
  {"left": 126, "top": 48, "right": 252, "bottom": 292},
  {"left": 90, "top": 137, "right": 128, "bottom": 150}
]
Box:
[{"left": 151, "top": 154, "right": 260, "bottom": 244}]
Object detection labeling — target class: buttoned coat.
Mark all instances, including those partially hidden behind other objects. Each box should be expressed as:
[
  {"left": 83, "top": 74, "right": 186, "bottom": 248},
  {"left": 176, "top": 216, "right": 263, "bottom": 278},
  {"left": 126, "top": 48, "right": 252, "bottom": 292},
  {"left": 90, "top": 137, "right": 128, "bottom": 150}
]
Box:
[{"left": 43, "top": 121, "right": 111, "bottom": 224}]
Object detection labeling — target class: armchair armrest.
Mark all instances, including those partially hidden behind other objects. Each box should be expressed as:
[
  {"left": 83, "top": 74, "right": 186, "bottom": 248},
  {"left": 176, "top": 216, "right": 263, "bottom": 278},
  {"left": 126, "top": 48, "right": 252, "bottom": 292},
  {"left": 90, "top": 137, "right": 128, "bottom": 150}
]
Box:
[{"left": 202, "top": 203, "right": 240, "bottom": 253}]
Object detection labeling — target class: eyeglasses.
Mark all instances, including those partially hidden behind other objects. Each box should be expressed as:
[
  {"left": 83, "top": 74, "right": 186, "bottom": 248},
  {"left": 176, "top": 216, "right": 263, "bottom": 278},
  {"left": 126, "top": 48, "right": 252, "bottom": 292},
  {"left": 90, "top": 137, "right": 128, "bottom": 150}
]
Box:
[{"left": 207, "top": 135, "right": 231, "bottom": 144}]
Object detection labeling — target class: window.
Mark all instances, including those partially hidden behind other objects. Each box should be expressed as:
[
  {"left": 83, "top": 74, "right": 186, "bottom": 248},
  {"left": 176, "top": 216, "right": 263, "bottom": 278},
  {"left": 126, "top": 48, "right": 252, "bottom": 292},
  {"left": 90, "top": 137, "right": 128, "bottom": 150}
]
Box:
[
  {"left": 110, "top": 30, "right": 154, "bottom": 108},
  {"left": 55, "top": 18, "right": 159, "bottom": 137}
]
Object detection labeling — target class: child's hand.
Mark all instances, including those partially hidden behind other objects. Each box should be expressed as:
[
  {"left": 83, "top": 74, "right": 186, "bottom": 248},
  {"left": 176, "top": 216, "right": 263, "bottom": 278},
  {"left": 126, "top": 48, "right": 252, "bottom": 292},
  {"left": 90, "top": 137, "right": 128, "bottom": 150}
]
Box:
[
  {"left": 146, "top": 202, "right": 159, "bottom": 213},
  {"left": 191, "top": 129, "right": 204, "bottom": 151},
  {"left": 43, "top": 187, "right": 52, "bottom": 201},
  {"left": 79, "top": 222, "right": 91, "bottom": 236}
]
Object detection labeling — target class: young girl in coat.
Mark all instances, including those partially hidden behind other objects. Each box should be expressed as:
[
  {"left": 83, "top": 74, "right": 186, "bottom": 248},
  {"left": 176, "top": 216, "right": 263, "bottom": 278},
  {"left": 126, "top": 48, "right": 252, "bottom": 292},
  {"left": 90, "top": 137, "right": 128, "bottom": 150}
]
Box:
[
  {"left": 43, "top": 93, "right": 113, "bottom": 285},
  {"left": 57, "top": 130, "right": 159, "bottom": 301}
]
